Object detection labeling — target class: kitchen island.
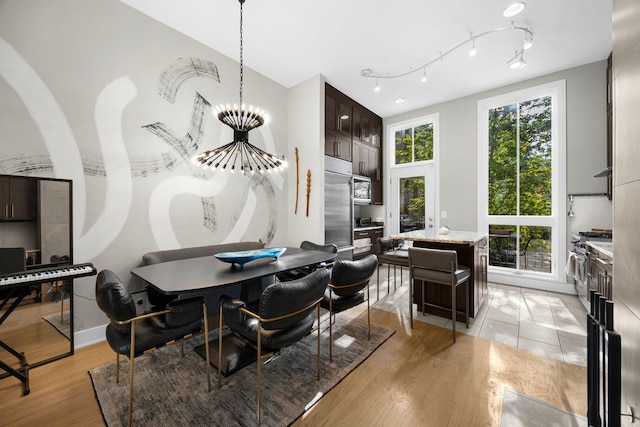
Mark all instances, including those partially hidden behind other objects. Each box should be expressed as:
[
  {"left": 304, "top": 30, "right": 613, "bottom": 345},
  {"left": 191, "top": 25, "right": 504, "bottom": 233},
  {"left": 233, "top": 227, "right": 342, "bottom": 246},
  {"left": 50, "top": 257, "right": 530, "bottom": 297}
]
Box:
[{"left": 389, "top": 230, "right": 488, "bottom": 321}]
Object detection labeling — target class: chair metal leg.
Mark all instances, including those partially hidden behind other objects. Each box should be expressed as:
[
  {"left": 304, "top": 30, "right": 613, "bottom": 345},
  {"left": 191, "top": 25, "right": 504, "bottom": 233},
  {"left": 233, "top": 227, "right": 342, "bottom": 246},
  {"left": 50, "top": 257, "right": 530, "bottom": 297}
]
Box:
[
  {"left": 257, "top": 319, "right": 262, "bottom": 424},
  {"left": 387, "top": 264, "right": 391, "bottom": 294},
  {"left": 393, "top": 265, "right": 397, "bottom": 291},
  {"left": 218, "top": 306, "right": 223, "bottom": 389},
  {"left": 115, "top": 353, "right": 120, "bottom": 383},
  {"left": 465, "top": 280, "right": 470, "bottom": 328},
  {"left": 376, "top": 263, "right": 380, "bottom": 301},
  {"left": 421, "top": 279, "right": 426, "bottom": 316},
  {"left": 203, "top": 303, "right": 211, "bottom": 392},
  {"left": 128, "top": 322, "right": 136, "bottom": 427},
  {"left": 451, "top": 281, "right": 456, "bottom": 343},
  {"left": 367, "top": 282, "right": 371, "bottom": 341},
  {"left": 316, "top": 305, "right": 321, "bottom": 380},
  {"left": 329, "top": 289, "right": 334, "bottom": 362},
  {"left": 409, "top": 269, "right": 414, "bottom": 329}
]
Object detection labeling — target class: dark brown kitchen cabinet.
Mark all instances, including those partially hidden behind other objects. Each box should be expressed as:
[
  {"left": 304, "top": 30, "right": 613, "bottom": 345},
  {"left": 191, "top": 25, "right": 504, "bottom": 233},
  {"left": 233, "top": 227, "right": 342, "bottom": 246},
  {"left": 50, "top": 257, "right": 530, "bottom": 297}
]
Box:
[
  {"left": 0, "top": 176, "right": 37, "bottom": 221},
  {"left": 325, "top": 132, "right": 352, "bottom": 161},
  {"left": 325, "top": 83, "right": 383, "bottom": 204},
  {"left": 325, "top": 84, "right": 352, "bottom": 139},
  {"left": 325, "top": 84, "right": 353, "bottom": 162},
  {"left": 353, "top": 141, "right": 383, "bottom": 204},
  {"left": 353, "top": 140, "right": 375, "bottom": 176},
  {"left": 353, "top": 226, "right": 384, "bottom": 259},
  {"left": 353, "top": 105, "right": 372, "bottom": 145}
]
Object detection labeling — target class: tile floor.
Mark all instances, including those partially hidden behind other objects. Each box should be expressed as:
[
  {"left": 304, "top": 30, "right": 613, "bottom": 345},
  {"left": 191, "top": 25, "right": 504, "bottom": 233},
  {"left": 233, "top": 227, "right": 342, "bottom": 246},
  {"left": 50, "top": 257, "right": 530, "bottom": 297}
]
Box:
[{"left": 369, "top": 267, "right": 588, "bottom": 367}]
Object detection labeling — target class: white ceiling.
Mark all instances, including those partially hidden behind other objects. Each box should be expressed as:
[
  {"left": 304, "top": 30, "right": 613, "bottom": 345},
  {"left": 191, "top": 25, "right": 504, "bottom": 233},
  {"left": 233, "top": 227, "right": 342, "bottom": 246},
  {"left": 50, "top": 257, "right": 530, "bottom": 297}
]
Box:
[{"left": 119, "top": 0, "right": 612, "bottom": 118}]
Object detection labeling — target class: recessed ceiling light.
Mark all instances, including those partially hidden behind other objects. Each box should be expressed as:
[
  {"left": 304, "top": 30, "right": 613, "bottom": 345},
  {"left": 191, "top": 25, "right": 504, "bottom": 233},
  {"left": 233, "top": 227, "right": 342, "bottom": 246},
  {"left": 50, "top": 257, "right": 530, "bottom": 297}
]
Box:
[
  {"left": 503, "top": 2, "right": 526, "bottom": 17},
  {"left": 394, "top": 98, "right": 405, "bottom": 104}
]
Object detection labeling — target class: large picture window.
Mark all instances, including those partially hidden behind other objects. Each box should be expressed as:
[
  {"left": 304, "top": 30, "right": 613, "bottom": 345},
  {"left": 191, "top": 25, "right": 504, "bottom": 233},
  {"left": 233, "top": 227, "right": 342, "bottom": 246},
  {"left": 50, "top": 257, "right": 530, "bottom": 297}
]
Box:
[{"left": 478, "top": 81, "right": 566, "bottom": 288}]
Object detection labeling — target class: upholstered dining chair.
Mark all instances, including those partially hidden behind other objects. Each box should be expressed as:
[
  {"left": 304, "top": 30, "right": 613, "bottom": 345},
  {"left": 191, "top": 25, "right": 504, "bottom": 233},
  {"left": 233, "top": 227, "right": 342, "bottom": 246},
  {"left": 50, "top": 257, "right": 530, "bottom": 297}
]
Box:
[
  {"left": 375, "top": 237, "right": 409, "bottom": 300},
  {"left": 408, "top": 247, "right": 470, "bottom": 343},
  {"left": 321, "top": 254, "right": 377, "bottom": 361},
  {"left": 218, "top": 267, "right": 330, "bottom": 424},
  {"left": 275, "top": 240, "right": 337, "bottom": 282},
  {"left": 95, "top": 270, "right": 211, "bottom": 427}
]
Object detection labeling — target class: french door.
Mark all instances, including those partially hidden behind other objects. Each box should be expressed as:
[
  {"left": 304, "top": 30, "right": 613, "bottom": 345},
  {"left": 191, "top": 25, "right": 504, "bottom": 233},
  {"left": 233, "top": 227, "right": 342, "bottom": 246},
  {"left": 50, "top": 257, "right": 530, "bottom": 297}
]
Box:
[{"left": 388, "top": 164, "right": 436, "bottom": 235}]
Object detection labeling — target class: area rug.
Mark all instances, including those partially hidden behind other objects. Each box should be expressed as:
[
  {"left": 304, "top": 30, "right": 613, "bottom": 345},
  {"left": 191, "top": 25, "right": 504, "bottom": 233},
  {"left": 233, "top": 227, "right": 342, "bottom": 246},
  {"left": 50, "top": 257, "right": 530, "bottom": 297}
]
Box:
[
  {"left": 500, "top": 387, "right": 587, "bottom": 427},
  {"left": 89, "top": 314, "right": 394, "bottom": 426},
  {"left": 43, "top": 311, "right": 73, "bottom": 339}
]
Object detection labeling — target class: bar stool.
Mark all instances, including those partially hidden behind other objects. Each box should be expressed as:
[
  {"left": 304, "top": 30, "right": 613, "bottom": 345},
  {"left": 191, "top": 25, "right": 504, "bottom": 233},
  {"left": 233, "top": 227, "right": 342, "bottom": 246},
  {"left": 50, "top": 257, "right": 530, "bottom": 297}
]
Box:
[
  {"left": 375, "top": 237, "right": 409, "bottom": 300},
  {"left": 408, "top": 247, "right": 470, "bottom": 343}
]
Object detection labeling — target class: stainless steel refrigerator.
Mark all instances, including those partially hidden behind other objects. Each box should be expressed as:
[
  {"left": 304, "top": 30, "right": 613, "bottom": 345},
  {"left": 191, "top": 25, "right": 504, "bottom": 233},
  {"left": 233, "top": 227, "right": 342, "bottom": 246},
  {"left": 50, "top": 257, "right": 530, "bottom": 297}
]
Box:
[{"left": 324, "top": 156, "right": 354, "bottom": 260}]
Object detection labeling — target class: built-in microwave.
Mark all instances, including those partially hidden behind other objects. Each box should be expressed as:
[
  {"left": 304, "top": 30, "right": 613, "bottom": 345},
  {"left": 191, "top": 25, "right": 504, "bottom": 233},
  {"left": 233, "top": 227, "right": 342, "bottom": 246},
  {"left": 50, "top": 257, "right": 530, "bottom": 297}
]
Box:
[{"left": 353, "top": 175, "right": 371, "bottom": 205}]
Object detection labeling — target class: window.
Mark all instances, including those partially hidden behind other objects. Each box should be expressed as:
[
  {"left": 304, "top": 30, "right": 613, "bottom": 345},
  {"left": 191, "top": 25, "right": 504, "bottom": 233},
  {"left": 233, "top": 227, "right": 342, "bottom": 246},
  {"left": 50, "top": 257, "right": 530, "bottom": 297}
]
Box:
[
  {"left": 388, "top": 114, "right": 438, "bottom": 234},
  {"left": 478, "top": 81, "right": 567, "bottom": 288},
  {"left": 394, "top": 122, "right": 434, "bottom": 165}
]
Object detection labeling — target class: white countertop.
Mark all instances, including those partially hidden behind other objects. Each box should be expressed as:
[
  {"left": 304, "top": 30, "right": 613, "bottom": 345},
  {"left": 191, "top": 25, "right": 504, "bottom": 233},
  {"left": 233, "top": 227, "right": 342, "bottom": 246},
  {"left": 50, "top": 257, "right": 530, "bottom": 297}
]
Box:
[
  {"left": 587, "top": 241, "right": 613, "bottom": 258},
  {"left": 389, "top": 230, "right": 488, "bottom": 245}
]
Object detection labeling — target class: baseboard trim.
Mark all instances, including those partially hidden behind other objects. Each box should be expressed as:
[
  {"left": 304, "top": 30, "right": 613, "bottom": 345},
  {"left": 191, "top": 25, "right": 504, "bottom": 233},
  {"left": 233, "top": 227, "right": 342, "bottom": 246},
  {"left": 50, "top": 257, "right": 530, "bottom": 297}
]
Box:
[{"left": 74, "top": 323, "right": 107, "bottom": 350}]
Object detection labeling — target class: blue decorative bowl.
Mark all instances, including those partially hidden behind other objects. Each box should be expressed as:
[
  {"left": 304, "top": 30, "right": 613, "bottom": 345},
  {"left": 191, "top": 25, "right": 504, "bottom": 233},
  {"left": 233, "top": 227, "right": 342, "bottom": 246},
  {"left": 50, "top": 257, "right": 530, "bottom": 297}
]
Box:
[{"left": 215, "top": 247, "right": 287, "bottom": 268}]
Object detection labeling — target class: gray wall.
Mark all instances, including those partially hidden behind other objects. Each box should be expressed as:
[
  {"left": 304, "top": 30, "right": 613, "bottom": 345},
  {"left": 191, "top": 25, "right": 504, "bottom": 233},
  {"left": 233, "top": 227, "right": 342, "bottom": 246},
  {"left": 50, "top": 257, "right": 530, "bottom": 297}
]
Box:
[
  {"left": 0, "top": 0, "right": 290, "bottom": 337},
  {"left": 612, "top": 0, "right": 640, "bottom": 423},
  {"left": 384, "top": 60, "right": 609, "bottom": 232}
]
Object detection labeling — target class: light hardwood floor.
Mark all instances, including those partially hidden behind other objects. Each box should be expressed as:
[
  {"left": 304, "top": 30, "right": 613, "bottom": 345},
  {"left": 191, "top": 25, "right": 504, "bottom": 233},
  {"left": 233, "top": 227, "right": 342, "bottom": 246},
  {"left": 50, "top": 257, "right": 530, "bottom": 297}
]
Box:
[{"left": 0, "top": 307, "right": 586, "bottom": 426}]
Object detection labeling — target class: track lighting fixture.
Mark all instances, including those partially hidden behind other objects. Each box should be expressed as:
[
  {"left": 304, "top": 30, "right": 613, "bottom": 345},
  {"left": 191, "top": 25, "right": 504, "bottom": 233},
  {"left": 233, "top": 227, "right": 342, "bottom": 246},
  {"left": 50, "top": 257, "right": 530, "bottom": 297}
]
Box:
[
  {"left": 508, "top": 50, "right": 527, "bottom": 69},
  {"left": 469, "top": 35, "right": 478, "bottom": 57},
  {"left": 360, "top": 23, "right": 533, "bottom": 88}
]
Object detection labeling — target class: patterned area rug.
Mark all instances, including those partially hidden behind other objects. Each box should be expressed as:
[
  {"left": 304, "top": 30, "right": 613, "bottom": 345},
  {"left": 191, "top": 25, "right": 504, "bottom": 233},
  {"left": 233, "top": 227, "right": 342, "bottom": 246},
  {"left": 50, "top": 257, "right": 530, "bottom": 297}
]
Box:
[
  {"left": 89, "top": 313, "right": 394, "bottom": 426},
  {"left": 500, "top": 387, "right": 587, "bottom": 426},
  {"left": 43, "top": 311, "right": 72, "bottom": 339}
]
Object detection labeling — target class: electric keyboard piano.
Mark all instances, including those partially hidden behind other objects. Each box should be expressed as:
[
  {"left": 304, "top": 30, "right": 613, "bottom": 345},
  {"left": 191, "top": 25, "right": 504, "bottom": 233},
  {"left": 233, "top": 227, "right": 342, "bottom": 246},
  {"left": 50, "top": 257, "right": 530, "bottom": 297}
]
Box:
[
  {"left": 0, "top": 262, "right": 96, "bottom": 289},
  {"left": 0, "top": 262, "right": 97, "bottom": 396}
]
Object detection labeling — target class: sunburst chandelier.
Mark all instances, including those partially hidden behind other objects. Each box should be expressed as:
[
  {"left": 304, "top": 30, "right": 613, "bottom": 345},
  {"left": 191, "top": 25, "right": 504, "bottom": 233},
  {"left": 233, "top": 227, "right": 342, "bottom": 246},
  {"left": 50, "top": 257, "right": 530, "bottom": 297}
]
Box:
[{"left": 192, "top": 0, "right": 286, "bottom": 174}]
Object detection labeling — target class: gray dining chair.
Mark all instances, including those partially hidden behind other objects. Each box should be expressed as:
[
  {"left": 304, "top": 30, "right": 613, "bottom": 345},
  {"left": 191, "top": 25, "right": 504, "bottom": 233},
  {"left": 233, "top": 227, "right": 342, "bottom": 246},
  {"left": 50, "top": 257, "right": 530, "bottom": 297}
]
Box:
[
  {"left": 375, "top": 237, "right": 409, "bottom": 299},
  {"left": 275, "top": 240, "right": 337, "bottom": 282},
  {"left": 408, "top": 247, "right": 470, "bottom": 343},
  {"left": 218, "top": 268, "right": 330, "bottom": 424},
  {"left": 321, "top": 254, "right": 378, "bottom": 361},
  {"left": 95, "top": 270, "right": 211, "bottom": 426}
]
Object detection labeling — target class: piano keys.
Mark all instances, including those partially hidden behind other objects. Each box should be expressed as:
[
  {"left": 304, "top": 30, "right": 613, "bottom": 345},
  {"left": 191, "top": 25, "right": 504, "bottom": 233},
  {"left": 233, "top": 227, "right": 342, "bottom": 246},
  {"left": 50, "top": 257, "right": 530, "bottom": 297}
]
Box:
[{"left": 0, "top": 263, "right": 96, "bottom": 289}]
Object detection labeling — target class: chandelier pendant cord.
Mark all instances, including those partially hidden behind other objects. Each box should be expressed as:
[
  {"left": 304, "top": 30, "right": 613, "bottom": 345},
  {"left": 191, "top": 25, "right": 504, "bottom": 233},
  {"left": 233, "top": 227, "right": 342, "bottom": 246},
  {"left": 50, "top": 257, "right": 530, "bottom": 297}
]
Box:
[
  {"left": 239, "top": 0, "right": 244, "bottom": 108},
  {"left": 191, "top": 0, "right": 286, "bottom": 174}
]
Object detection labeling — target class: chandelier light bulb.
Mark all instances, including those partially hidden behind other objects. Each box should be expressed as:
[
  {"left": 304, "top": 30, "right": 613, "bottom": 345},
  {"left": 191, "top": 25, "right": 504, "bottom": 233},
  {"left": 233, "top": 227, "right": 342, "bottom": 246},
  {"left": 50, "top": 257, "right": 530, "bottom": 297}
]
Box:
[
  {"left": 523, "top": 35, "right": 533, "bottom": 50},
  {"left": 374, "top": 80, "right": 381, "bottom": 92}
]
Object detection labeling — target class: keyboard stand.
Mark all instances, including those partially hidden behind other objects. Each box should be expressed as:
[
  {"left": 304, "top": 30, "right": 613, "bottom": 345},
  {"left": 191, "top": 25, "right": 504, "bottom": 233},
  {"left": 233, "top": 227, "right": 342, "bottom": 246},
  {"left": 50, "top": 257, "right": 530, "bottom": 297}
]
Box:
[{"left": 0, "top": 285, "right": 32, "bottom": 395}]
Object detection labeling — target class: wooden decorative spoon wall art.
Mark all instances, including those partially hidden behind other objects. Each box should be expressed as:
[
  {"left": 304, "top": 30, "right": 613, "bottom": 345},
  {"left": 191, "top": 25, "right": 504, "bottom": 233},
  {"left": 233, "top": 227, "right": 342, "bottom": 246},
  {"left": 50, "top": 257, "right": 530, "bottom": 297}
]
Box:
[{"left": 306, "top": 169, "right": 311, "bottom": 217}]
